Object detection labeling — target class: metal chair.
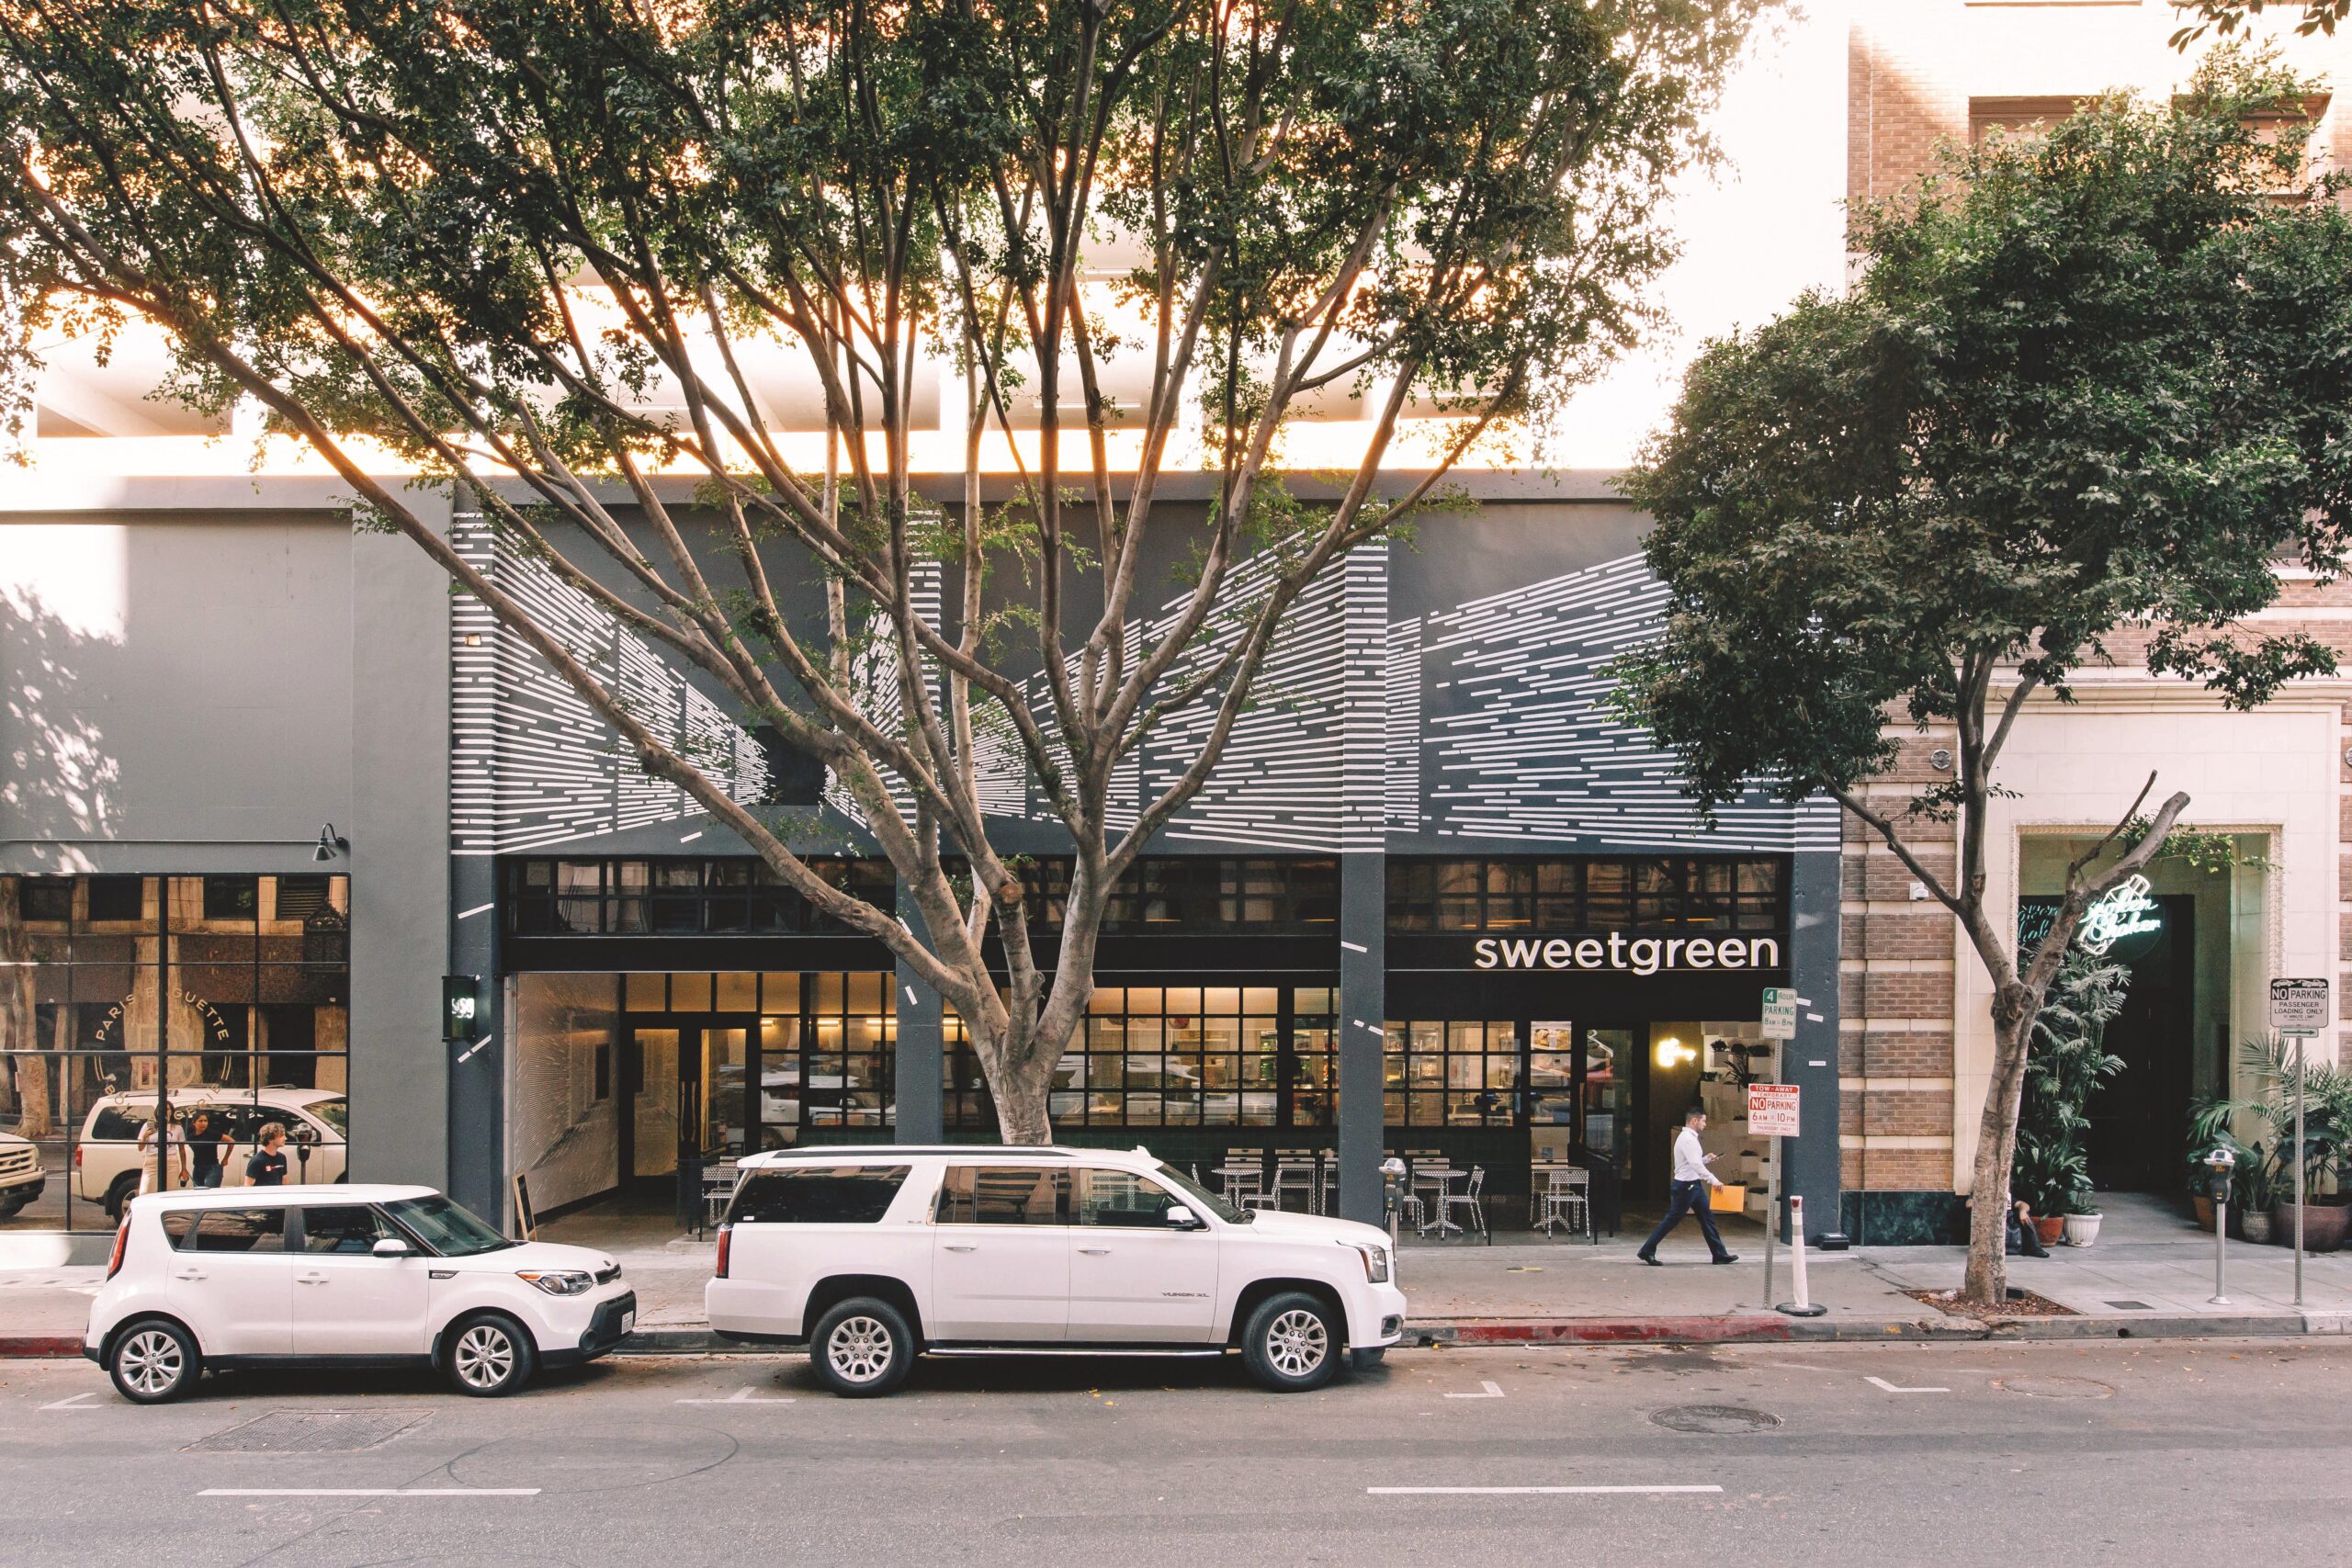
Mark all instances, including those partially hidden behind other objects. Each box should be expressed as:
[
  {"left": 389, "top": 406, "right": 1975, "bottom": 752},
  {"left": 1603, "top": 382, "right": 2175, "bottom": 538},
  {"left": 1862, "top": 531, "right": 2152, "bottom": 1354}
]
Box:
[
  {"left": 1273, "top": 1156, "right": 1317, "bottom": 1213},
  {"left": 1535, "top": 1166, "right": 1589, "bottom": 1241},
  {"left": 1441, "top": 1166, "right": 1489, "bottom": 1244}
]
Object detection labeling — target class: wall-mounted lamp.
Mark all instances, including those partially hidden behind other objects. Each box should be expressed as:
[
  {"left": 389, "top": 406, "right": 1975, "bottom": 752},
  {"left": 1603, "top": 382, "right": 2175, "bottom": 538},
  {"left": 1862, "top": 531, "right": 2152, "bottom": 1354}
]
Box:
[
  {"left": 313, "top": 823, "right": 350, "bottom": 863},
  {"left": 1655, "top": 1035, "right": 1698, "bottom": 1069}
]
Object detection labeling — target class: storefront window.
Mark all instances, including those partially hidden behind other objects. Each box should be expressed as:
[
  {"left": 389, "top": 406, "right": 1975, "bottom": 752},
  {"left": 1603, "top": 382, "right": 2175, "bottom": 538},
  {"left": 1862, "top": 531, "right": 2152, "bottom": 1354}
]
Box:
[
  {"left": 1388, "top": 856, "right": 1786, "bottom": 933},
  {"left": 944, "top": 984, "right": 1337, "bottom": 1133},
  {"left": 1383, "top": 1018, "right": 1519, "bottom": 1127},
  {"left": 0, "top": 873, "right": 352, "bottom": 1232}
]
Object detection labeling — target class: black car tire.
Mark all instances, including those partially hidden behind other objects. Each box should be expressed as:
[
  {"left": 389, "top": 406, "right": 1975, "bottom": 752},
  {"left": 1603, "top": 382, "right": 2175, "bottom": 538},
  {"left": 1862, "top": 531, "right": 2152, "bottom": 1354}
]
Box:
[
  {"left": 444, "top": 1311, "right": 537, "bottom": 1397},
  {"left": 1241, "top": 1292, "right": 1340, "bottom": 1393},
  {"left": 104, "top": 1172, "right": 140, "bottom": 1219},
  {"left": 0, "top": 1195, "right": 28, "bottom": 1218},
  {"left": 107, "top": 1316, "right": 200, "bottom": 1404},
  {"left": 809, "top": 1296, "right": 916, "bottom": 1397}
]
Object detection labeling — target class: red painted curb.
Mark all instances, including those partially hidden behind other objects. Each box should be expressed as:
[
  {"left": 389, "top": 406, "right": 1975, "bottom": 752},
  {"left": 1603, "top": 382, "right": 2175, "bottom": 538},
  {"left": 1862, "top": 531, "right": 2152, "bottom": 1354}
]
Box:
[
  {"left": 1447, "top": 1316, "right": 1803, "bottom": 1345},
  {"left": 0, "top": 1337, "right": 85, "bottom": 1359}
]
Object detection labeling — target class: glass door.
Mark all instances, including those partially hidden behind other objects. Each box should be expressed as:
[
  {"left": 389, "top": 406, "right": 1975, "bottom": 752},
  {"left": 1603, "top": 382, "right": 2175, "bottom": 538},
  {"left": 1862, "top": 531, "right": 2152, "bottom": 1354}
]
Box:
[
  {"left": 1577, "top": 1026, "right": 1638, "bottom": 1198},
  {"left": 696, "top": 1023, "right": 752, "bottom": 1158},
  {"left": 624, "top": 1026, "right": 680, "bottom": 1202}
]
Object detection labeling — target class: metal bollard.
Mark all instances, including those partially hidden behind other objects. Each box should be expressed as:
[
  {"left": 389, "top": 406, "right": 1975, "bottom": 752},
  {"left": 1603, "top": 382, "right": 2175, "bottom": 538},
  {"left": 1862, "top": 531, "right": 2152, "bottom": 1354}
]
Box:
[{"left": 1776, "top": 1193, "right": 1826, "bottom": 1317}]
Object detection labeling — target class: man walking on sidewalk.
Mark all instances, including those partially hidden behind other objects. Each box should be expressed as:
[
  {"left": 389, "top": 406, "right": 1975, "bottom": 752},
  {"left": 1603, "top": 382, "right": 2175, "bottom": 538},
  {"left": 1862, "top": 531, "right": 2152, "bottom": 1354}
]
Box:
[{"left": 1637, "top": 1106, "right": 1739, "bottom": 1266}]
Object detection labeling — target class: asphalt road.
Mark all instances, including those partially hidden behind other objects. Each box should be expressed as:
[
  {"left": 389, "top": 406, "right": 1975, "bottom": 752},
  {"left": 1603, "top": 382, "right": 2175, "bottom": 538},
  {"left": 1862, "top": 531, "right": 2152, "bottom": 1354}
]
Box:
[{"left": 1, "top": 1337, "right": 2342, "bottom": 1567}]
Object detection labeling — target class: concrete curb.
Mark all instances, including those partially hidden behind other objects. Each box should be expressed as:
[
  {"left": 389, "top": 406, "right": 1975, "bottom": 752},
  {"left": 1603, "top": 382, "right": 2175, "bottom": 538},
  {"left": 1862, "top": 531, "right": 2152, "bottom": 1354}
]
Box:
[{"left": 6, "top": 1316, "right": 2338, "bottom": 1361}]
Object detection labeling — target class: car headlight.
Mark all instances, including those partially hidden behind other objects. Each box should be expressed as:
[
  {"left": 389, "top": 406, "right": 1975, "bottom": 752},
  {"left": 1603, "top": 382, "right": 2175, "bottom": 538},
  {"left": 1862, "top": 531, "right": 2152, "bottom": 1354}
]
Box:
[
  {"left": 1345, "top": 1242, "right": 1390, "bottom": 1284},
  {"left": 516, "top": 1269, "right": 594, "bottom": 1297}
]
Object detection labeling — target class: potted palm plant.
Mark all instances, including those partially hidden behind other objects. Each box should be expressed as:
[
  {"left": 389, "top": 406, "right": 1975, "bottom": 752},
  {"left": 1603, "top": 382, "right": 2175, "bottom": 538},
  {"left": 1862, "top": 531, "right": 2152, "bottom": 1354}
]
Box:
[
  {"left": 2211, "top": 1038, "right": 2352, "bottom": 1251},
  {"left": 2015, "top": 951, "right": 2127, "bottom": 1247}
]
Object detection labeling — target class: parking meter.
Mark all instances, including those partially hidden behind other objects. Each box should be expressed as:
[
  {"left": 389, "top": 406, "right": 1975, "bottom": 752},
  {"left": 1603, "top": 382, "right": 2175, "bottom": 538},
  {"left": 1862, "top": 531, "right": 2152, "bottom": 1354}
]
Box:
[
  {"left": 2203, "top": 1146, "right": 2235, "bottom": 1304},
  {"left": 292, "top": 1122, "right": 320, "bottom": 1184},
  {"left": 1381, "top": 1157, "right": 1408, "bottom": 1247}
]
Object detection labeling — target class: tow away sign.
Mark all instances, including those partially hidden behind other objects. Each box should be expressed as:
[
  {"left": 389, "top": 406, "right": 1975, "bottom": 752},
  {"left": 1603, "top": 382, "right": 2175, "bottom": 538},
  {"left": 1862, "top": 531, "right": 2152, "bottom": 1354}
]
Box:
[{"left": 1748, "top": 1083, "right": 1801, "bottom": 1137}]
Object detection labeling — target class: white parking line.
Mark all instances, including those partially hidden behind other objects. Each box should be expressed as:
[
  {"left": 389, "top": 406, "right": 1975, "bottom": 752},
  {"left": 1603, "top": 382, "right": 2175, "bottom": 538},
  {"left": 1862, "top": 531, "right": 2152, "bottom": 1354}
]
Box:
[
  {"left": 674, "top": 1387, "right": 797, "bottom": 1405},
  {"left": 39, "top": 1392, "right": 100, "bottom": 1411},
  {"left": 1443, "top": 1381, "right": 1506, "bottom": 1400},
  {"left": 1363, "top": 1495, "right": 1731, "bottom": 1504},
  {"left": 1864, "top": 1376, "right": 1950, "bottom": 1393},
  {"left": 199, "top": 1488, "right": 541, "bottom": 1497}
]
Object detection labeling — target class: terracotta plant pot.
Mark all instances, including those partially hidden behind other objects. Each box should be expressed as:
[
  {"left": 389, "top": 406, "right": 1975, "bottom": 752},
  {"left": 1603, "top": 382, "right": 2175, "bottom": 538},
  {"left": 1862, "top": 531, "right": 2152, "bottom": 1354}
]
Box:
[
  {"left": 2032, "top": 1215, "right": 2065, "bottom": 1246},
  {"left": 2194, "top": 1195, "right": 2215, "bottom": 1231},
  {"left": 2271, "top": 1201, "right": 2352, "bottom": 1253},
  {"left": 2062, "top": 1213, "right": 2102, "bottom": 1247},
  {"left": 2240, "top": 1210, "right": 2274, "bottom": 1246}
]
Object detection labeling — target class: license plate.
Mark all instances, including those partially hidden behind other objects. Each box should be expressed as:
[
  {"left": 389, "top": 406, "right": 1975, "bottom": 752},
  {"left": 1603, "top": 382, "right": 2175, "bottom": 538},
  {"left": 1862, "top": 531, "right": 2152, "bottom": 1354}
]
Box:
[{"left": 620, "top": 1310, "right": 634, "bottom": 1335}]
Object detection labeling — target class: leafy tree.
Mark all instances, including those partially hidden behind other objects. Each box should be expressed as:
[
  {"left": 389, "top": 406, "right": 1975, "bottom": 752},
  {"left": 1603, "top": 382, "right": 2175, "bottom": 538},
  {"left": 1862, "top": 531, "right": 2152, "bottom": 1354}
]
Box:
[
  {"left": 2171, "top": 0, "right": 2349, "bottom": 48},
  {"left": 2013, "top": 950, "right": 2127, "bottom": 1223},
  {"left": 0, "top": 0, "right": 1767, "bottom": 1145},
  {"left": 1614, "top": 61, "right": 2352, "bottom": 1305}
]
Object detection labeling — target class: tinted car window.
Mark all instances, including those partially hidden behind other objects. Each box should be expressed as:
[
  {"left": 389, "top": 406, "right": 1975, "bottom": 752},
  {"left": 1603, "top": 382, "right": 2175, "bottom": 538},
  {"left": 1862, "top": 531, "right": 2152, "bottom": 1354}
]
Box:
[
  {"left": 298, "top": 1205, "right": 396, "bottom": 1253},
  {"left": 936, "top": 1167, "right": 1066, "bottom": 1225},
  {"left": 172, "top": 1209, "right": 288, "bottom": 1253},
  {"left": 1075, "top": 1168, "right": 1184, "bottom": 1228},
  {"left": 88, "top": 1107, "right": 148, "bottom": 1142},
  {"left": 727, "top": 1166, "right": 911, "bottom": 1225}
]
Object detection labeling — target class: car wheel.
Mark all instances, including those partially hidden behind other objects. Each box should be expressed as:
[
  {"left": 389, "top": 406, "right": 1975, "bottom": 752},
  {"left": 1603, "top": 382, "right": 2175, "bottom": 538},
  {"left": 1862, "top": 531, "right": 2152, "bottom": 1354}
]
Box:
[
  {"left": 104, "top": 1173, "right": 140, "bottom": 1219},
  {"left": 108, "top": 1317, "right": 200, "bottom": 1404},
  {"left": 1241, "top": 1292, "right": 1340, "bottom": 1393},
  {"left": 444, "top": 1312, "right": 537, "bottom": 1397},
  {"left": 809, "top": 1297, "right": 915, "bottom": 1397},
  {"left": 0, "top": 1196, "right": 28, "bottom": 1218},
  {"left": 1349, "top": 1346, "right": 1387, "bottom": 1373}
]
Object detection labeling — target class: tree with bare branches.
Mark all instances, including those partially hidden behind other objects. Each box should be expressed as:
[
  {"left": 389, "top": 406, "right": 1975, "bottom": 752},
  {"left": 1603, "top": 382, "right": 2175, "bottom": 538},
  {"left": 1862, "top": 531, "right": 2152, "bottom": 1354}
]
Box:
[{"left": 0, "top": 0, "right": 1766, "bottom": 1143}]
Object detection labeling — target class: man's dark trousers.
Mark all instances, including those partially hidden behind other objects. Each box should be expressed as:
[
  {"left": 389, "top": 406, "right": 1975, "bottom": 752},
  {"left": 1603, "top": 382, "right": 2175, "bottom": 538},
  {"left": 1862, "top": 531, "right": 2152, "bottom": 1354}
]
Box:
[{"left": 1637, "top": 1179, "right": 1731, "bottom": 1262}]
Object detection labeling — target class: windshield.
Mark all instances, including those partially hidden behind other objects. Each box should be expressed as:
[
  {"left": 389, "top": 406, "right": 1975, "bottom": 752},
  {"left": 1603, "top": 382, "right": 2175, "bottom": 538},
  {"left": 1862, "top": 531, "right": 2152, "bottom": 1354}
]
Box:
[
  {"left": 1154, "top": 1161, "right": 1248, "bottom": 1224},
  {"left": 305, "top": 1098, "right": 348, "bottom": 1137},
  {"left": 381, "top": 1194, "right": 514, "bottom": 1257}
]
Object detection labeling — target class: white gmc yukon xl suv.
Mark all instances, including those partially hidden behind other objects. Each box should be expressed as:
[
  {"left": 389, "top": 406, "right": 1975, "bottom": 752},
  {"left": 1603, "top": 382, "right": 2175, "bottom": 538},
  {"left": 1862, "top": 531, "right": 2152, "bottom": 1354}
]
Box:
[{"left": 706, "top": 1145, "right": 1406, "bottom": 1395}]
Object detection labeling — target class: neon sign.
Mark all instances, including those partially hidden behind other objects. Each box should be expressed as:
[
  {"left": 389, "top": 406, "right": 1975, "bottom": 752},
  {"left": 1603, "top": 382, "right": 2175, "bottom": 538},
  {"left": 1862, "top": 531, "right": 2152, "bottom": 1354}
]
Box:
[{"left": 2079, "top": 874, "right": 2163, "bottom": 956}]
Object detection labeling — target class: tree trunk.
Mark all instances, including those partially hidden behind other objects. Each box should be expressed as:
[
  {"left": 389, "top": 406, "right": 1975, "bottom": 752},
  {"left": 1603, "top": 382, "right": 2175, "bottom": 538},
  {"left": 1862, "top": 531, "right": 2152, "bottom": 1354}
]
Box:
[
  {"left": 989, "top": 1043, "right": 1055, "bottom": 1145},
  {"left": 1959, "top": 986, "right": 2035, "bottom": 1309}
]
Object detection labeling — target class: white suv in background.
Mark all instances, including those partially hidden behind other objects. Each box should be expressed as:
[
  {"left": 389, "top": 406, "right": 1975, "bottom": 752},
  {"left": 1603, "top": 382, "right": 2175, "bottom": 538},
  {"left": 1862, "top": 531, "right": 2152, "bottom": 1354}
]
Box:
[
  {"left": 74, "top": 1088, "right": 348, "bottom": 1215},
  {"left": 0, "top": 1133, "right": 47, "bottom": 1217},
  {"left": 706, "top": 1145, "right": 1407, "bottom": 1396},
  {"left": 85, "top": 1185, "right": 634, "bottom": 1403}
]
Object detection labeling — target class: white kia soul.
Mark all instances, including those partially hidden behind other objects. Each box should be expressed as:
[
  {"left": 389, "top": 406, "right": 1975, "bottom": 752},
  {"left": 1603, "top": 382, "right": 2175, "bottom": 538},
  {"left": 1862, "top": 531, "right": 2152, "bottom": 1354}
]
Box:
[
  {"left": 706, "top": 1145, "right": 1408, "bottom": 1396},
  {"left": 85, "top": 1185, "right": 635, "bottom": 1403}
]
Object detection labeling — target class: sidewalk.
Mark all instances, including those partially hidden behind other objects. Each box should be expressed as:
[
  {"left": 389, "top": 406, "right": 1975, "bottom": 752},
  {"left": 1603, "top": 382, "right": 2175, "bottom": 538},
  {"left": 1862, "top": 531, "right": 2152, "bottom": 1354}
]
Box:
[{"left": 10, "top": 1193, "right": 2349, "bottom": 1357}]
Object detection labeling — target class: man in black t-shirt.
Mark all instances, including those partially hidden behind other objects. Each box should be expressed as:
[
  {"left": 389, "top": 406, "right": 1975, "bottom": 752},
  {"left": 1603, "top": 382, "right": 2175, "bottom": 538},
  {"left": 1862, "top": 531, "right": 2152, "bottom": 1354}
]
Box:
[{"left": 246, "top": 1122, "right": 289, "bottom": 1187}]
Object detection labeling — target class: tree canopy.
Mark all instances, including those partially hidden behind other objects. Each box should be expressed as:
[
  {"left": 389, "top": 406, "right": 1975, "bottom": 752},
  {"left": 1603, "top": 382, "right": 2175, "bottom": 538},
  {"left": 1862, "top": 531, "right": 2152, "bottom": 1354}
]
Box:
[
  {"left": 1615, "top": 57, "right": 2352, "bottom": 1302},
  {"left": 0, "top": 0, "right": 1767, "bottom": 1142}
]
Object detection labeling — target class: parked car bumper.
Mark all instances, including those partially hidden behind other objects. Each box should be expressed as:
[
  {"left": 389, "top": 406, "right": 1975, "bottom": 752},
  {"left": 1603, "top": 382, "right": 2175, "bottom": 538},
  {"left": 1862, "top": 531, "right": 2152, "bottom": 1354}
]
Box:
[
  {"left": 0, "top": 1174, "right": 46, "bottom": 1206},
  {"left": 1347, "top": 1280, "right": 1408, "bottom": 1348},
  {"left": 537, "top": 1286, "right": 638, "bottom": 1368}
]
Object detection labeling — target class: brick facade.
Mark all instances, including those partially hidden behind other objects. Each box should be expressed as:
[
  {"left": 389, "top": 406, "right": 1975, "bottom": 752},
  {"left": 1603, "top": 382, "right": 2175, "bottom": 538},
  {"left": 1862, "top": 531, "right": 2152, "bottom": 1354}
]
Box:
[{"left": 1840, "top": 6, "right": 2352, "bottom": 1210}]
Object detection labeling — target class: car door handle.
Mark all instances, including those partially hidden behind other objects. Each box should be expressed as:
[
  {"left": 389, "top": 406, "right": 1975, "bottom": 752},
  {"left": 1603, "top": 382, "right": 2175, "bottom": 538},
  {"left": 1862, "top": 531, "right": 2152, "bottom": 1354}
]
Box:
[
  {"left": 296, "top": 1274, "right": 329, "bottom": 1286},
  {"left": 1077, "top": 1247, "right": 1111, "bottom": 1256},
  {"left": 944, "top": 1244, "right": 978, "bottom": 1253},
  {"left": 172, "top": 1269, "right": 206, "bottom": 1281}
]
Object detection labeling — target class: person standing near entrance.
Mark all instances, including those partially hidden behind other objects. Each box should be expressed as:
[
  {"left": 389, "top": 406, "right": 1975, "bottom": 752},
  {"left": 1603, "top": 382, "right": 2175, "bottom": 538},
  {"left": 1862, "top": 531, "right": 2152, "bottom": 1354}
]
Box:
[{"left": 1636, "top": 1106, "right": 1738, "bottom": 1266}]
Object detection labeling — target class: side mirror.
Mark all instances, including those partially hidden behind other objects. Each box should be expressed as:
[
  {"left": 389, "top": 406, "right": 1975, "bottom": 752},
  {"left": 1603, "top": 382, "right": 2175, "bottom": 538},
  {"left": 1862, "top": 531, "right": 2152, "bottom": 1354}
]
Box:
[
  {"left": 371, "top": 1236, "right": 413, "bottom": 1258},
  {"left": 1165, "top": 1204, "right": 1203, "bottom": 1231}
]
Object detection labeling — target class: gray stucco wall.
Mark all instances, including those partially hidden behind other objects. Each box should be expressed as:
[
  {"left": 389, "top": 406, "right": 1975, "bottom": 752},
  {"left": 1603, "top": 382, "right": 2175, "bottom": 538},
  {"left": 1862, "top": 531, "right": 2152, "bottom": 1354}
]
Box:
[{"left": 3, "top": 493, "right": 452, "bottom": 1195}]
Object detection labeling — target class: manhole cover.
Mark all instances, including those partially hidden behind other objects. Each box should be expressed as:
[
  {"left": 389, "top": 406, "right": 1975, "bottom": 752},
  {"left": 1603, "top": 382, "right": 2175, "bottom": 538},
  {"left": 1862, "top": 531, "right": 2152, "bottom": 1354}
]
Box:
[
  {"left": 186, "top": 1411, "right": 425, "bottom": 1453},
  {"left": 1994, "top": 1376, "right": 2114, "bottom": 1400},
  {"left": 1650, "top": 1404, "right": 1782, "bottom": 1434}
]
